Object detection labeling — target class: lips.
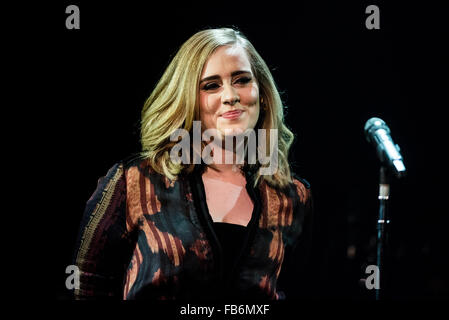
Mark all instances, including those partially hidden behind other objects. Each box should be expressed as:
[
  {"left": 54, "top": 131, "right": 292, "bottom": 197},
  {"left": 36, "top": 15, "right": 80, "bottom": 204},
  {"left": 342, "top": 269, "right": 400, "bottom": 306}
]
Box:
[{"left": 221, "top": 110, "right": 243, "bottom": 120}]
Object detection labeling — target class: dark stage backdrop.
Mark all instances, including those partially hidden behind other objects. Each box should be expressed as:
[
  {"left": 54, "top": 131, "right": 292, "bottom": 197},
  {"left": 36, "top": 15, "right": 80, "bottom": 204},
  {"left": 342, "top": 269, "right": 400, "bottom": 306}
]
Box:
[{"left": 30, "top": 1, "right": 448, "bottom": 300}]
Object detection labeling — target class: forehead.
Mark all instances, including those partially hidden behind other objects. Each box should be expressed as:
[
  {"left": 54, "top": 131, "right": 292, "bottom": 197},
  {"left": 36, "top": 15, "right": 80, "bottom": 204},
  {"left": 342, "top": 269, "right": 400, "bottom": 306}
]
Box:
[{"left": 201, "top": 45, "right": 252, "bottom": 76}]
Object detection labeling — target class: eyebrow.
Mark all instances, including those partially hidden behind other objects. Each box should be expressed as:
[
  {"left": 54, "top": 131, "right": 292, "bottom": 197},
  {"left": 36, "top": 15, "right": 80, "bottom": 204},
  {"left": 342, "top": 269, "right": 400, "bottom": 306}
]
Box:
[{"left": 199, "top": 70, "right": 252, "bottom": 84}]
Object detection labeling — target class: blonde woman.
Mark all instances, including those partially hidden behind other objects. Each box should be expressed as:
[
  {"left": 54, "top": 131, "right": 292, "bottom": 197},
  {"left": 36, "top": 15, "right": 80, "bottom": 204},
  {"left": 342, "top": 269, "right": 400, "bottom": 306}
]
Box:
[{"left": 73, "top": 28, "right": 313, "bottom": 300}]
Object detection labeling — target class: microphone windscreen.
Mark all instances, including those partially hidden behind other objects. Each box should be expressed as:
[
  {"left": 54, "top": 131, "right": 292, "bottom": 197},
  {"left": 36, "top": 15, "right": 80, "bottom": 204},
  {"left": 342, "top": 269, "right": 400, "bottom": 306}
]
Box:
[{"left": 364, "top": 117, "right": 390, "bottom": 142}]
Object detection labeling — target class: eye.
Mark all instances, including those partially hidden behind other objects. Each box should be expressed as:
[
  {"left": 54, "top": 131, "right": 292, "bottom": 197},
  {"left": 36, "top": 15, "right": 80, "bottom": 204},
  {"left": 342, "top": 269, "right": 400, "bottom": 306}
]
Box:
[
  {"left": 202, "top": 82, "right": 220, "bottom": 91},
  {"left": 235, "top": 76, "right": 252, "bottom": 85}
]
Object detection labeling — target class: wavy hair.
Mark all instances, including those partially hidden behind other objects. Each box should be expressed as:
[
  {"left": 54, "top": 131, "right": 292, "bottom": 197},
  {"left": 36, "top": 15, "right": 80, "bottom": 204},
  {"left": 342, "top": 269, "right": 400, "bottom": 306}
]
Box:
[{"left": 140, "top": 28, "right": 294, "bottom": 189}]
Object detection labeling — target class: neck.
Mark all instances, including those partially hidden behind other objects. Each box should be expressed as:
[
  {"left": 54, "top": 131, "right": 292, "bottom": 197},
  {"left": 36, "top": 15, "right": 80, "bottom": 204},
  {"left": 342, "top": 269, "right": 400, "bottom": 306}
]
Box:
[
  {"left": 208, "top": 163, "right": 243, "bottom": 174},
  {"left": 208, "top": 139, "right": 244, "bottom": 174}
]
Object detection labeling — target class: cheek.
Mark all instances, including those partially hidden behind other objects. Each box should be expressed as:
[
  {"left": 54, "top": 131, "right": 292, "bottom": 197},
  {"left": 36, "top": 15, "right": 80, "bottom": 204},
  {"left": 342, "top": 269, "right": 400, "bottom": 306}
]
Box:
[
  {"left": 199, "top": 92, "right": 220, "bottom": 128},
  {"left": 240, "top": 85, "right": 260, "bottom": 127},
  {"left": 239, "top": 85, "right": 259, "bottom": 106}
]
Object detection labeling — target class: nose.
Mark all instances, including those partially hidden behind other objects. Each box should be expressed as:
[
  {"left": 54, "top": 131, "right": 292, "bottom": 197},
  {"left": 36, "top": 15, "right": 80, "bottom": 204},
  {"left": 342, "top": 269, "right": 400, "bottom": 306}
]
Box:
[{"left": 221, "top": 83, "right": 240, "bottom": 106}]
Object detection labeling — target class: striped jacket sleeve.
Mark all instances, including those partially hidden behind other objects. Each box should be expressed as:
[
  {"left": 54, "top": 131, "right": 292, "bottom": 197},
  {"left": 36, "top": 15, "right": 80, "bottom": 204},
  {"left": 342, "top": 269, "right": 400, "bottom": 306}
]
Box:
[
  {"left": 276, "top": 177, "right": 315, "bottom": 299},
  {"left": 72, "top": 163, "right": 134, "bottom": 299}
]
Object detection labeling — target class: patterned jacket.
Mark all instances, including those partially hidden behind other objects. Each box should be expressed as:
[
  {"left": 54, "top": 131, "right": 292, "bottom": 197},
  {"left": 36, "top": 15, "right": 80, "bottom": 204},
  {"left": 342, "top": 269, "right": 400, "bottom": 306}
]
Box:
[{"left": 73, "top": 157, "right": 313, "bottom": 300}]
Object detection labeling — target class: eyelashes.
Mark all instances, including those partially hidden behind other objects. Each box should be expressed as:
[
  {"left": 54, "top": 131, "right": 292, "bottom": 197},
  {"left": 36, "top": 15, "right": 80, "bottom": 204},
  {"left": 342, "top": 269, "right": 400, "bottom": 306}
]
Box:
[
  {"left": 235, "top": 76, "right": 252, "bottom": 84},
  {"left": 203, "top": 82, "right": 220, "bottom": 91},
  {"left": 202, "top": 77, "right": 252, "bottom": 91}
]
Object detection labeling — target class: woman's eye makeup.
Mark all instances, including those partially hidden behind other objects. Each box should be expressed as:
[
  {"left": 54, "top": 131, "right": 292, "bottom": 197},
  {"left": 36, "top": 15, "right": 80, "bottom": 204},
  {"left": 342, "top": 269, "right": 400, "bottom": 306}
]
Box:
[
  {"left": 201, "top": 76, "right": 252, "bottom": 91},
  {"left": 235, "top": 76, "right": 252, "bottom": 84},
  {"left": 203, "top": 82, "right": 220, "bottom": 90}
]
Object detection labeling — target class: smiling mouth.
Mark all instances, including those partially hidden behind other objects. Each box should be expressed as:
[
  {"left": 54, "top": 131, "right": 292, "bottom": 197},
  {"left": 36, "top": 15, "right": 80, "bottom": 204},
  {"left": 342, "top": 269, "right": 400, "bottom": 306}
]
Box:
[{"left": 221, "top": 110, "right": 243, "bottom": 120}]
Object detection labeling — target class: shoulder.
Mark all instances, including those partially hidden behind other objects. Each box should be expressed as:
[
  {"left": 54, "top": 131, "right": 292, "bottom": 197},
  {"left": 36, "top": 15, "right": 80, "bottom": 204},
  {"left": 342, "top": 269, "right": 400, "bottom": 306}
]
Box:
[
  {"left": 92, "top": 155, "right": 148, "bottom": 192},
  {"left": 98, "top": 154, "right": 144, "bottom": 181},
  {"left": 92, "top": 161, "right": 126, "bottom": 194},
  {"left": 113, "top": 153, "right": 155, "bottom": 177},
  {"left": 85, "top": 161, "right": 128, "bottom": 209},
  {"left": 291, "top": 174, "right": 312, "bottom": 205},
  {"left": 121, "top": 153, "right": 148, "bottom": 170},
  {"left": 120, "top": 154, "right": 179, "bottom": 189}
]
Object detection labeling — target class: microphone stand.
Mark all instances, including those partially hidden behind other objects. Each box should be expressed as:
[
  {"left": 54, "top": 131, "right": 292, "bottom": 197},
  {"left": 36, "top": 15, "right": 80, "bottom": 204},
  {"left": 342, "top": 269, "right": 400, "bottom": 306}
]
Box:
[{"left": 376, "top": 166, "right": 390, "bottom": 300}]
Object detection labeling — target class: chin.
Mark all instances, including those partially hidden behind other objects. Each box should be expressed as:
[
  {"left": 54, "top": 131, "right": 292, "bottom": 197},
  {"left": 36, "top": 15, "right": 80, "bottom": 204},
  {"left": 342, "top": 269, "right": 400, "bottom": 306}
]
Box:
[
  {"left": 218, "top": 119, "right": 254, "bottom": 136},
  {"left": 218, "top": 122, "right": 253, "bottom": 136}
]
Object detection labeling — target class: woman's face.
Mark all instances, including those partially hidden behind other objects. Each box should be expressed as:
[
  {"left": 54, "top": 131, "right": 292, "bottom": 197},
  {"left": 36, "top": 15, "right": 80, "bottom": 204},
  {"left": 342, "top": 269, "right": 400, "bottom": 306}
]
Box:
[{"left": 199, "top": 45, "right": 260, "bottom": 137}]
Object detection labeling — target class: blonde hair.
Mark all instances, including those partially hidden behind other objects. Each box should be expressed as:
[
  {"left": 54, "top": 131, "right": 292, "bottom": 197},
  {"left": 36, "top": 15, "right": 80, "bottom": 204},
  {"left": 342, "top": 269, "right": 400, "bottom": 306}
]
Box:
[{"left": 140, "top": 28, "right": 294, "bottom": 189}]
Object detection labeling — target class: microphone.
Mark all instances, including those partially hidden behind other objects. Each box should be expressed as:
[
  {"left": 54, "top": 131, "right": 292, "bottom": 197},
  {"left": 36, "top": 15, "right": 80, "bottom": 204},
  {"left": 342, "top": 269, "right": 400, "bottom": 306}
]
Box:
[{"left": 364, "top": 117, "right": 406, "bottom": 178}]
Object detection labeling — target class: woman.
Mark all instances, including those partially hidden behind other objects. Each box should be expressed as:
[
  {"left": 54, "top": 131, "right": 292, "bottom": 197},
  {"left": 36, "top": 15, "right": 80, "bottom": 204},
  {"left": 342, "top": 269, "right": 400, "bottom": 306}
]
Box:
[{"left": 73, "top": 27, "right": 313, "bottom": 300}]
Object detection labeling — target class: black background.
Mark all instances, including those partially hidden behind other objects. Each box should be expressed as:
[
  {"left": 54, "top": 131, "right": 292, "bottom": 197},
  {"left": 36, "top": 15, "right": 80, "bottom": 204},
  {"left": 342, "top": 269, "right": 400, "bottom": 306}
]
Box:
[{"left": 26, "top": 1, "right": 448, "bottom": 301}]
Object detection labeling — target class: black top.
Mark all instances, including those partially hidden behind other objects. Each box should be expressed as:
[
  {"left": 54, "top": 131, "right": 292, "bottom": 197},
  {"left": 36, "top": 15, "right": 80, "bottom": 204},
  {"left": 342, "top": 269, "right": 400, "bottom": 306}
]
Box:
[
  {"left": 212, "top": 222, "right": 248, "bottom": 278},
  {"left": 211, "top": 222, "right": 248, "bottom": 299}
]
